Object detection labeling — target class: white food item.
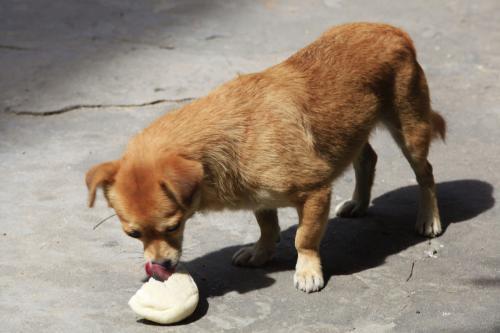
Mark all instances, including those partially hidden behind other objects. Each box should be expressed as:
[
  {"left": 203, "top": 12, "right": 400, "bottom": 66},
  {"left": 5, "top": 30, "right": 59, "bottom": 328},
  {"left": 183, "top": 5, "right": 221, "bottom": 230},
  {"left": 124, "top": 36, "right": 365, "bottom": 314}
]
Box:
[{"left": 128, "top": 270, "right": 199, "bottom": 324}]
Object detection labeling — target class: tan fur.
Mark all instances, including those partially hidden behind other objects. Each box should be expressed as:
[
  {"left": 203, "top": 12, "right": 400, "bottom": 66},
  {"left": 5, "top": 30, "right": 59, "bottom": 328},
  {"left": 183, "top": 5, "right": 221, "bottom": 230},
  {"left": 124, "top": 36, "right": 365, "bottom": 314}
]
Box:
[{"left": 86, "top": 23, "right": 446, "bottom": 292}]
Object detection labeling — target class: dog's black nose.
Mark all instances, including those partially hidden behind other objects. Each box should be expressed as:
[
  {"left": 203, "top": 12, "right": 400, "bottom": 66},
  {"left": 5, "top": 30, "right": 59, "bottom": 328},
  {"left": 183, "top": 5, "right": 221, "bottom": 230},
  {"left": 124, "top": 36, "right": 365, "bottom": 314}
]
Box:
[{"left": 153, "top": 259, "right": 173, "bottom": 270}]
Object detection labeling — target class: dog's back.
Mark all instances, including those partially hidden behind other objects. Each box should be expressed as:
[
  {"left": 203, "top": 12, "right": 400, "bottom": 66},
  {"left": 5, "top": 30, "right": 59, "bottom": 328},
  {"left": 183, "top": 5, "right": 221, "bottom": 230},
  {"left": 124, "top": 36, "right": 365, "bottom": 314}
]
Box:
[{"left": 280, "top": 23, "right": 426, "bottom": 163}]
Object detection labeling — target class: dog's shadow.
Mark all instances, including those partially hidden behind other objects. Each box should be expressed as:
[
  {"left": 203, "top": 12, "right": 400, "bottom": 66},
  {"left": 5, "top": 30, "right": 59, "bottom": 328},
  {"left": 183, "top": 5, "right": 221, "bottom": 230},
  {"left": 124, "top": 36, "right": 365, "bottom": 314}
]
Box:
[{"left": 171, "top": 179, "right": 494, "bottom": 324}]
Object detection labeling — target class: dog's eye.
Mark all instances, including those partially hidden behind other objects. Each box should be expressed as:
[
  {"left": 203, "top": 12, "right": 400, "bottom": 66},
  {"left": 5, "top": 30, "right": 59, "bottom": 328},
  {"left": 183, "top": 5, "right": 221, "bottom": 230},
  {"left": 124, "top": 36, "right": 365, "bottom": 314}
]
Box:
[
  {"left": 165, "top": 223, "right": 180, "bottom": 233},
  {"left": 127, "top": 230, "right": 142, "bottom": 238}
]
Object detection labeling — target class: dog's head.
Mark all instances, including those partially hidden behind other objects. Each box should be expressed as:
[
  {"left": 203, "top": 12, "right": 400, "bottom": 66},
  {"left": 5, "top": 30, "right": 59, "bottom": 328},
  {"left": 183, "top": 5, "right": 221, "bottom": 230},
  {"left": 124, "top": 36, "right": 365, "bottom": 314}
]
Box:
[{"left": 85, "top": 153, "right": 203, "bottom": 280}]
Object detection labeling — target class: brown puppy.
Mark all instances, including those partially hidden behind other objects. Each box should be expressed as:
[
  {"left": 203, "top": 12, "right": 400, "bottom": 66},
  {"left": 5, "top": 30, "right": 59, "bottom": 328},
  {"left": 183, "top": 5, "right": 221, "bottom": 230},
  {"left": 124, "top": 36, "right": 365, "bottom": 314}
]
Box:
[{"left": 86, "top": 23, "right": 445, "bottom": 293}]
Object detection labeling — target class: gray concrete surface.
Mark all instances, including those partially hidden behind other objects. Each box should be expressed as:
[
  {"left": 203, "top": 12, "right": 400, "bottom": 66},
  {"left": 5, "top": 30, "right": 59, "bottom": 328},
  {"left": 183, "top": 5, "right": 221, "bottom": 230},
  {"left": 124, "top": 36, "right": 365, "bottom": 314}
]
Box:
[{"left": 1, "top": 1, "right": 499, "bottom": 332}]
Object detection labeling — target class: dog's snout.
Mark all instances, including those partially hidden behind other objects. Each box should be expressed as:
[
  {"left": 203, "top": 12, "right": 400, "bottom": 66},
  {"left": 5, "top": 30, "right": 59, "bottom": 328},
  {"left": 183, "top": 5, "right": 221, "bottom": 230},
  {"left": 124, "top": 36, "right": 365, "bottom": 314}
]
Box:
[{"left": 152, "top": 259, "right": 174, "bottom": 270}]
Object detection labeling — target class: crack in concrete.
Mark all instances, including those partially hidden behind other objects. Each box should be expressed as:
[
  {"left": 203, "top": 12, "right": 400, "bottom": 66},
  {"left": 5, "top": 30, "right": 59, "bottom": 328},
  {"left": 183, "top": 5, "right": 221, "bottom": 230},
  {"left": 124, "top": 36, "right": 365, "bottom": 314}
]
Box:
[
  {"left": 0, "top": 44, "right": 33, "bottom": 51},
  {"left": 4, "top": 97, "right": 196, "bottom": 116},
  {"left": 406, "top": 261, "right": 416, "bottom": 282}
]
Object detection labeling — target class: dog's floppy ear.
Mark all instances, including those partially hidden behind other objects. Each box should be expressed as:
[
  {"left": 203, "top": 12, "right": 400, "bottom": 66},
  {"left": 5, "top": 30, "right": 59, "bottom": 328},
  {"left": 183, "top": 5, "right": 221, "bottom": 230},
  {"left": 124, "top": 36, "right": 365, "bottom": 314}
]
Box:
[
  {"left": 159, "top": 154, "right": 204, "bottom": 209},
  {"left": 85, "top": 160, "right": 120, "bottom": 207}
]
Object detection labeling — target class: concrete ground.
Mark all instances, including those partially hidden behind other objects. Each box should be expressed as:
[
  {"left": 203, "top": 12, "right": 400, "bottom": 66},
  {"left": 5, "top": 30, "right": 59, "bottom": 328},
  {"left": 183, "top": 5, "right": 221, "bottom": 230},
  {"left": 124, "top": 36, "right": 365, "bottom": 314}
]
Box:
[{"left": 1, "top": 0, "right": 499, "bottom": 332}]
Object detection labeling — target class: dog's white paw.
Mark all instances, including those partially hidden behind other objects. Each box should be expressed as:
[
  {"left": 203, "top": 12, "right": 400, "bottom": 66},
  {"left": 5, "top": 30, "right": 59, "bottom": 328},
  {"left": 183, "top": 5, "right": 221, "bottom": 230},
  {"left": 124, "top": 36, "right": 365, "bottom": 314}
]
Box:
[
  {"left": 416, "top": 215, "right": 442, "bottom": 238},
  {"left": 294, "top": 254, "right": 324, "bottom": 293},
  {"left": 335, "top": 200, "right": 367, "bottom": 218},
  {"left": 294, "top": 267, "right": 324, "bottom": 293},
  {"left": 232, "top": 244, "right": 273, "bottom": 267}
]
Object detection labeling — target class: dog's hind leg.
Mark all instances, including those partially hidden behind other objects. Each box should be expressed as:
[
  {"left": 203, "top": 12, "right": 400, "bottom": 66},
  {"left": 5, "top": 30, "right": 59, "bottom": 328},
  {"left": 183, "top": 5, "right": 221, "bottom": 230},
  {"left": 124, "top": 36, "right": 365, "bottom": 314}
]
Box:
[
  {"left": 232, "top": 209, "right": 280, "bottom": 267},
  {"left": 391, "top": 125, "right": 442, "bottom": 237},
  {"left": 335, "top": 142, "right": 377, "bottom": 218},
  {"left": 387, "top": 62, "right": 443, "bottom": 237}
]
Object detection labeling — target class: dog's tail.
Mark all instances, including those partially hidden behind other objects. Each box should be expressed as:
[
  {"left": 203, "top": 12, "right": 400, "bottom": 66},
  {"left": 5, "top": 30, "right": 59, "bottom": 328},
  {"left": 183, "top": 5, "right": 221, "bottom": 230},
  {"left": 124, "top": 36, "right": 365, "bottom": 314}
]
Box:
[{"left": 430, "top": 110, "right": 446, "bottom": 141}]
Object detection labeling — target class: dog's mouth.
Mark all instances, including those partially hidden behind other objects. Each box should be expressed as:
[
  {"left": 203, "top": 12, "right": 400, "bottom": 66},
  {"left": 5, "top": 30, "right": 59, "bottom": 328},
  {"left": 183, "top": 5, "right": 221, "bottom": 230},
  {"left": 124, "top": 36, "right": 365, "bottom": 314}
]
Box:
[{"left": 145, "top": 262, "right": 176, "bottom": 282}]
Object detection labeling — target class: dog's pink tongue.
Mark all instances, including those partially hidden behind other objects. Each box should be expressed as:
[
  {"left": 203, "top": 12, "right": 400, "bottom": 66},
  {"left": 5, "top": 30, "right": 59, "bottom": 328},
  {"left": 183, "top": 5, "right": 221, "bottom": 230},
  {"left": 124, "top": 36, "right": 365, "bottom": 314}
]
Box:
[{"left": 145, "top": 262, "right": 174, "bottom": 282}]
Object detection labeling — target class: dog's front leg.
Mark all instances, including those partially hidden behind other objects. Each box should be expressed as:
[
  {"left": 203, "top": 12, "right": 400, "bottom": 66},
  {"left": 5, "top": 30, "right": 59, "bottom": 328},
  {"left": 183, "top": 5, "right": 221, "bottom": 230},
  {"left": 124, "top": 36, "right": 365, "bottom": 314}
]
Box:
[
  {"left": 232, "top": 209, "right": 280, "bottom": 267},
  {"left": 294, "top": 187, "right": 331, "bottom": 293}
]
